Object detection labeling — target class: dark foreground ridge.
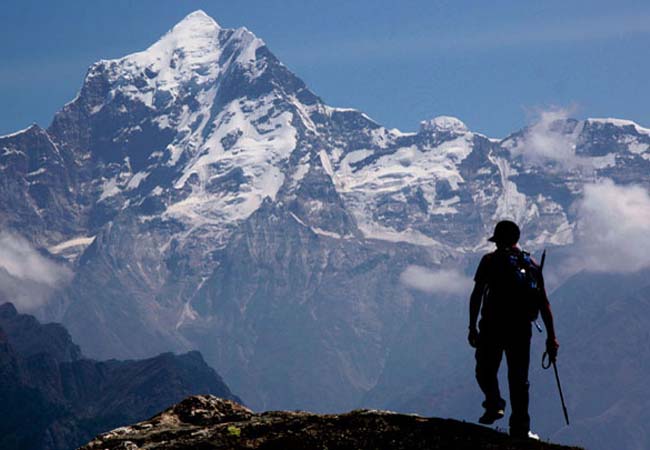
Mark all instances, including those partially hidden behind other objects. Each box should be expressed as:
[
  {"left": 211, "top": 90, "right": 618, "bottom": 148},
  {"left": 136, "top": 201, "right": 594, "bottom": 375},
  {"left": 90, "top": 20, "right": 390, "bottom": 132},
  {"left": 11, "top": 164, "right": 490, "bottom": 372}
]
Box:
[{"left": 80, "top": 395, "right": 583, "bottom": 450}]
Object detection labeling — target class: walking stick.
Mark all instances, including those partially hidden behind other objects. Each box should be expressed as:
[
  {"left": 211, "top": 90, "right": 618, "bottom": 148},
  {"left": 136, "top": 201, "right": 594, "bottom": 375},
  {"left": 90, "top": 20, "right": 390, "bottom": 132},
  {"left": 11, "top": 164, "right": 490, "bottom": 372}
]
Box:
[
  {"left": 542, "top": 352, "right": 570, "bottom": 426},
  {"left": 539, "top": 249, "right": 570, "bottom": 425}
]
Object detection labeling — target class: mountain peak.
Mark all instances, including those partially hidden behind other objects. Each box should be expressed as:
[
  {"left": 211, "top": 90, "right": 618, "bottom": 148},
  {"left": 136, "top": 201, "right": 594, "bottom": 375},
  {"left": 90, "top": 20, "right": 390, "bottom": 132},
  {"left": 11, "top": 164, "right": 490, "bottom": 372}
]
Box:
[
  {"left": 138, "top": 9, "right": 222, "bottom": 65},
  {"left": 420, "top": 116, "right": 469, "bottom": 133},
  {"left": 585, "top": 117, "right": 650, "bottom": 135},
  {"left": 0, "top": 302, "right": 18, "bottom": 319},
  {"left": 108, "top": 9, "right": 263, "bottom": 82},
  {"left": 173, "top": 10, "right": 222, "bottom": 33}
]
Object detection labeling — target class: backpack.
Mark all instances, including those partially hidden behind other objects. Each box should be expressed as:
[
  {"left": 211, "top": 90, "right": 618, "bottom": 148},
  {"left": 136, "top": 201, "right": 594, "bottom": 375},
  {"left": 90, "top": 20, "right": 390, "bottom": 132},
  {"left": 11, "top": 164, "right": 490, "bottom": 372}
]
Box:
[{"left": 505, "top": 249, "right": 543, "bottom": 321}]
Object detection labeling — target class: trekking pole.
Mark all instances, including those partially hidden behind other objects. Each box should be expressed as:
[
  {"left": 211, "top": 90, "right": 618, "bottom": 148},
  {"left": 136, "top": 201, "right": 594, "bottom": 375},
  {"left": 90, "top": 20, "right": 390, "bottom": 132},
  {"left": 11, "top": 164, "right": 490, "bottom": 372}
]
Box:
[{"left": 542, "top": 352, "right": 570, "bottom": 426}]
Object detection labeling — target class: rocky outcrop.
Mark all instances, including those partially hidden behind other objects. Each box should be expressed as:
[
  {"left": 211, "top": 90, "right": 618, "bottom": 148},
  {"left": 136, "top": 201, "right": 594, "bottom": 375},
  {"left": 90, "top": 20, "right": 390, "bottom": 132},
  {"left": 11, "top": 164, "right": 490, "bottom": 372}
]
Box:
[{"left": 80, "top": 395, "right": 583, "bottom": 450}]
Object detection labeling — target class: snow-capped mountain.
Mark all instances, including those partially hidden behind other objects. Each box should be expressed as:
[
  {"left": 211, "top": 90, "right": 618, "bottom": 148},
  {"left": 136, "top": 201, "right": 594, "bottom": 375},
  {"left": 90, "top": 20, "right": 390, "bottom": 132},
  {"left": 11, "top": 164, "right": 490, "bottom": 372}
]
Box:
[
  {"left": 2, "top": 10, "right": 650, "bottom": 450},
  {"left": 8, "top": 11, "right": 650, "bottom": 257}
]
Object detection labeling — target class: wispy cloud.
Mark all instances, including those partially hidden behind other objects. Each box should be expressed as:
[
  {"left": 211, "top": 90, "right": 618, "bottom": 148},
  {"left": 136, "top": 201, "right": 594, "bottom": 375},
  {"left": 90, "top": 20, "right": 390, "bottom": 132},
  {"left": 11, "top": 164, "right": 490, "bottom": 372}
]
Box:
[
  {"left": 0, "top": 231, "right": 72, "bottom": 311},
  {"left": 569, "top": 179, "right": 650, "bottom": 273},
  {"left": 508, "top": 106, "right": 592, "bottom": 170},
  {"left": 400, "top": 265, "right": 472, "bottom": 295}
]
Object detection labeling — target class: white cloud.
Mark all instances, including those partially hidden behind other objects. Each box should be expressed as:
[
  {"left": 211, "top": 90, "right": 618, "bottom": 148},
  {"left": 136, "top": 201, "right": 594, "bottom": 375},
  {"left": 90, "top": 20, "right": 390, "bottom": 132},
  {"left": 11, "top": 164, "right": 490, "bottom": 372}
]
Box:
[
  {"left": 0, "top": 231, "right": 72, "bottom": 311},
  {"left": 400, "top": 265, "right": 472, "bottom": 295},
  {"left": 570, "top": 179, "right": 650, "bottom": 273},
  {"left": 509, "top": 107, "right": 591, "bottom": 170}
]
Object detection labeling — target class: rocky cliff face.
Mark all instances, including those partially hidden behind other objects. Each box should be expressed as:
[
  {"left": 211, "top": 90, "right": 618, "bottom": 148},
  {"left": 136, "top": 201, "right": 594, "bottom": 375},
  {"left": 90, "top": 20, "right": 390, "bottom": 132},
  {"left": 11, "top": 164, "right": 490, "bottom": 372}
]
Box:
[
  {"left": 0, "top": 303, "right": 237, "bottom": 450},
  {"left": 79, "top": 395, "right": 582, "bottom": 450}
]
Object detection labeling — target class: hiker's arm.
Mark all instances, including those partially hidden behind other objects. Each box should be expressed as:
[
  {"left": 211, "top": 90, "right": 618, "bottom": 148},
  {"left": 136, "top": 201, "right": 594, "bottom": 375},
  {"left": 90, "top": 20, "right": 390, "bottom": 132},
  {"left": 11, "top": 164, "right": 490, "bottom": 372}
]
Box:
[
  {"left": 539, "top": 287, "right": 560, "bottom": 358},
  {"left": 469, "top": 255, "right": 489, "bottom": 330},
  {"left": 468, "top": 256, "right": 488, "bottom": 348},
  {"left": 539, "top": 296, "right": 556, "bottom": 340},
  {"left": 469, "top": 281, "right": 484, "bottom": 330},
  {"left": 467, "top": 281, "right": 483, "bottom": 348},
  {"left": 536, "top": 272, "right": 556, "bottom": 340}
]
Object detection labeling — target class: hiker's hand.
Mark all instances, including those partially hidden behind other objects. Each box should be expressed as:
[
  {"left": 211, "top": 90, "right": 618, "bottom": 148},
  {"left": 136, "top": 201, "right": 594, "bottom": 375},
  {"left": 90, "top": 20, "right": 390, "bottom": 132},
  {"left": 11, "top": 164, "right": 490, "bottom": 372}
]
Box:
[
  {"left": 546, "top": 337, "right": 559, "bottom": 362},
  {"left": 468, "top": 327, "right": 479, "bottom": 348}
]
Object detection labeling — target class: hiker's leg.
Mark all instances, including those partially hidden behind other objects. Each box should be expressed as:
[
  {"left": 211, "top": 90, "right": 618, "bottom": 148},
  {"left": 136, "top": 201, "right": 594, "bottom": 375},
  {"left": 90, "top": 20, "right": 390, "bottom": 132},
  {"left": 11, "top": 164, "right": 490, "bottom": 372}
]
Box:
[
  {"left": 505, "top": 331, "right": 531, "bottom": 433},
  {"left": 475, "top": 333, "right": 505, "bottom": 411}
]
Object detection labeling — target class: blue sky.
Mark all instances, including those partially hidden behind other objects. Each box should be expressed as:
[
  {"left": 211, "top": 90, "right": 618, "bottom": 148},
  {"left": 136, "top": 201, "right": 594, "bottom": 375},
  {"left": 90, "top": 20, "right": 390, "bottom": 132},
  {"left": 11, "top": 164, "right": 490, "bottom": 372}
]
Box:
[{"left": 1, "top": 0, "right": 649, "bottom": 137}]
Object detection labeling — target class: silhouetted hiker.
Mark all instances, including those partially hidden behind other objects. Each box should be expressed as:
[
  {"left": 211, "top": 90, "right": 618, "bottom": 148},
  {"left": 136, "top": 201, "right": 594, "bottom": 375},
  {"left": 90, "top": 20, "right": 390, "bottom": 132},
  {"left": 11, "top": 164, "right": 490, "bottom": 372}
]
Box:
[{"left": 468, "top": 220, "right": 559, "bottom": 440}]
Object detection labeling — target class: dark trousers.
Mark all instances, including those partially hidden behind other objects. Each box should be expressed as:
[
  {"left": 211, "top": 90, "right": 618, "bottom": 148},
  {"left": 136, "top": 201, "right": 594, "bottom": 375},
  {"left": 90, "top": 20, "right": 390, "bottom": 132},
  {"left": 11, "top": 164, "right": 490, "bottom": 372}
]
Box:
[{"left": 475, "top": 322, "right": 531, "bottom": 433}]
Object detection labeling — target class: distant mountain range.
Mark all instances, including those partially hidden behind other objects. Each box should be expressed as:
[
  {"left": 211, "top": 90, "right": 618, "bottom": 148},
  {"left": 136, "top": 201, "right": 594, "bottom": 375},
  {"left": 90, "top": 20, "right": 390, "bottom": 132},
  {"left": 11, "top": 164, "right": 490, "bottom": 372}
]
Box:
[
  {"left": 1, "top": 9, "right": 650, "bottom": 450},
  {"left": 0, "top": 302, "right": 237, "bottom": 450}
]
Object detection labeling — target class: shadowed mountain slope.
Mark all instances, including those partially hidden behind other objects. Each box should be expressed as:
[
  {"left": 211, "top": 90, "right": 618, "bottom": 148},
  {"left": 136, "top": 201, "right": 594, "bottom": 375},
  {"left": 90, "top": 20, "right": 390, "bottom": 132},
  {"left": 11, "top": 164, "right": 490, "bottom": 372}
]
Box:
[{"left": 0, "top": 303, "right": 238, "bottom": 450}]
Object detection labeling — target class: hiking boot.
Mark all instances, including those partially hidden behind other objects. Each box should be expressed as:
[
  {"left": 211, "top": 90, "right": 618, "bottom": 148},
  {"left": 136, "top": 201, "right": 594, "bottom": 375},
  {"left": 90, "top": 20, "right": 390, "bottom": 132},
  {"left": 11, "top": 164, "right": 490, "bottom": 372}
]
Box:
[
  {"left": 478, "top": 408, "right": 505, "bottom": 424},
  {"left": 510, "top": 429, "right": 540, "bottom": 440}
]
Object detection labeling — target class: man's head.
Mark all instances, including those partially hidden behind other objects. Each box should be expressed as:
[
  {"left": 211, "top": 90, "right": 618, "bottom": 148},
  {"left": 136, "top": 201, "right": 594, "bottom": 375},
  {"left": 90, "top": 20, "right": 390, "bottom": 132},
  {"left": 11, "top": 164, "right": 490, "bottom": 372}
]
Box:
[{"left": 488, "top": 220, "right": 520, "bottom": 248}]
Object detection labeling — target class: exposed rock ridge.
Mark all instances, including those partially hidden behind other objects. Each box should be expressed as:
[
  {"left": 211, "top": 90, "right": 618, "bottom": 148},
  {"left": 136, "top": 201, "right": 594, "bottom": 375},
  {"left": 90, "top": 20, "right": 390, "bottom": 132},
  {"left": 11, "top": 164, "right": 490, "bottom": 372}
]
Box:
[{"left": 80, "top": 395, "right": 583, "bottom": 450}]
